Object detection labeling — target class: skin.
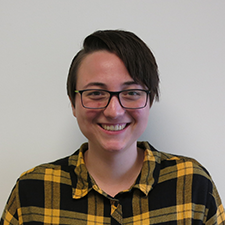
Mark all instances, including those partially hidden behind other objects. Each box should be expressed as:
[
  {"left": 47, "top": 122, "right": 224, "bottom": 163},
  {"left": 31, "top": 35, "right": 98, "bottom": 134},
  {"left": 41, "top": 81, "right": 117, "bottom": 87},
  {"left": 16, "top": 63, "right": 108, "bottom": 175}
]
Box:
[{"left": 71, "top": 50, "right": 151, "bottom": 196}]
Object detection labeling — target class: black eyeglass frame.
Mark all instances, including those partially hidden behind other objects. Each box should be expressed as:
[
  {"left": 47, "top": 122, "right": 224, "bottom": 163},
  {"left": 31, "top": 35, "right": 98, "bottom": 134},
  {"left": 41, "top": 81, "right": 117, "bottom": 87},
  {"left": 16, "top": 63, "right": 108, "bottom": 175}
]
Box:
[{"left": 74, "top": 89, "right": 151, "bottom": 109}]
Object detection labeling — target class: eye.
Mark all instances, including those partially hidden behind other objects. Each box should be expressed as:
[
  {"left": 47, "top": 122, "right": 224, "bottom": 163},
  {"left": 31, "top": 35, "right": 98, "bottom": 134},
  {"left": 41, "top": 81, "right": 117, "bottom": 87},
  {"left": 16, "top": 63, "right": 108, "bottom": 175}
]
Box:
[
  {"left": 127, "top": 90, "right": 141, "bottom": 96},
  {"left": 85, "top": 90, "right": 107, "bottom": 99},
  {"left": 120, "top": 90, "right": 144, "bottom": 101},
  {"left": 88, "top": 91, "right": 102, "bottom": 96},
  {"left": 122, "top": 90, "right": 141, "bottom": 96}
]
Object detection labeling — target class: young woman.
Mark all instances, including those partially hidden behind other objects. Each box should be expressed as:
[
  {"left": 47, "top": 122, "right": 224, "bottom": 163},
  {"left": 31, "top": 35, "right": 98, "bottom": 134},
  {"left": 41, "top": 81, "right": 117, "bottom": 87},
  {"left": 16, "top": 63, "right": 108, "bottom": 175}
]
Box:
[{"left": 1, "top": 30, "right": 224, "bottom": 225}]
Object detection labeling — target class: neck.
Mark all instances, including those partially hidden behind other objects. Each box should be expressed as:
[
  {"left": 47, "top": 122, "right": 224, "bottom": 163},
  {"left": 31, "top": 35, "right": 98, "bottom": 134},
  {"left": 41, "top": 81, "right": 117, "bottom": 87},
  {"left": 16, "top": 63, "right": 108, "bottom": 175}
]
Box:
[{"left": 84, "top": 142, "right": 144, "bottom": 196}]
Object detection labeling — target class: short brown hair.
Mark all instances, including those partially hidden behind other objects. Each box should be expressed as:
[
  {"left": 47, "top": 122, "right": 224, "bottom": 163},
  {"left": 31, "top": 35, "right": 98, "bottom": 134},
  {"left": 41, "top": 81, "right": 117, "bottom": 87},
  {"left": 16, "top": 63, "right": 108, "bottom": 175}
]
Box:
[{"left": 67, "top": 30, "right": 159, "bottom": 107}]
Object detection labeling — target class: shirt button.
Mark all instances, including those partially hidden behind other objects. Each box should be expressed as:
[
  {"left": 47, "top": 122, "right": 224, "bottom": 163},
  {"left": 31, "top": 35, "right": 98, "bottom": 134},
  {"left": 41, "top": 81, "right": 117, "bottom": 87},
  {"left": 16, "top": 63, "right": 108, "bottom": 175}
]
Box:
[
  {"left": 110, "top": 200, "right": 115, "bottom": 205},
  {"left": 110, "top": 200, "right": 119, "bottom": 207}
]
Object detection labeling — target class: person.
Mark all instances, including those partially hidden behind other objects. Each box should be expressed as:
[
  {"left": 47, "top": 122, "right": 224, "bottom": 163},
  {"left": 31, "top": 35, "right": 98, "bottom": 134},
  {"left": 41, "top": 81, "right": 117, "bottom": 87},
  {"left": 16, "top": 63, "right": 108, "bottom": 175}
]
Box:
[{"left": 1, "top": 30, "right": 225, "bottom": 225}]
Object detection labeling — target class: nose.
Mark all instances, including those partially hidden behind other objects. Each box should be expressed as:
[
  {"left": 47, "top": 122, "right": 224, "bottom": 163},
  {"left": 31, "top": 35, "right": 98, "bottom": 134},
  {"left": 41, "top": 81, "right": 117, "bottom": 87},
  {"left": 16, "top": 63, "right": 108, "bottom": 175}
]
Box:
[{"left": 103, "top": 96, "right": 125, "bottom": 118}]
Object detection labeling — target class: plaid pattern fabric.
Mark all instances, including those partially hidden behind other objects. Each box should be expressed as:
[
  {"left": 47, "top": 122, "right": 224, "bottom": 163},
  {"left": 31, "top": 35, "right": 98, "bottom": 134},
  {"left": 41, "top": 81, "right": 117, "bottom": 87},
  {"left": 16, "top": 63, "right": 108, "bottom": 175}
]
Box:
[{"left": 1, "top": 141, "right": 225, "bottom": 225}]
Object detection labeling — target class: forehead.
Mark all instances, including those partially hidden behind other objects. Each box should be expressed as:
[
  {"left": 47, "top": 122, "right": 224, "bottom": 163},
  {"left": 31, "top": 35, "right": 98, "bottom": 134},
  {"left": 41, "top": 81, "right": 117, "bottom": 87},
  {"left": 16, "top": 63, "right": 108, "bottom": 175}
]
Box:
[{"left": 76, "top": 51, "right": 138, "bottom": 89}]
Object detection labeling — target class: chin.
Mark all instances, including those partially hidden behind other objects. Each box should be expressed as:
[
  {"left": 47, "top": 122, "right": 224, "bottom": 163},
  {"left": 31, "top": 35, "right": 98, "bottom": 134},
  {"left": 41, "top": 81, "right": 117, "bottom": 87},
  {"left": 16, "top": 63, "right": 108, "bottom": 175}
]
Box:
[{"left": 101, "top": 140, "right": 135, "bottom": 153}]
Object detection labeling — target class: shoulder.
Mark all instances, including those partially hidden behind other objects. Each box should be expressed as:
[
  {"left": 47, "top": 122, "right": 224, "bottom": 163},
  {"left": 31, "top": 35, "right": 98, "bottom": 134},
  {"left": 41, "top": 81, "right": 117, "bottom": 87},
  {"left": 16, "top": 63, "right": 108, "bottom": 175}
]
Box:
[
  {"left": 143, "top": 142, "right": 220, "bottom": 197},
  {"left": 18, "top": 150, "right": 80, "bottom": 184},
  {"left": 159, "top": 149, "right": 211, "bottom": 179},
  {"left": 141, "top": 141, "right": 211, "bottom": 181}
]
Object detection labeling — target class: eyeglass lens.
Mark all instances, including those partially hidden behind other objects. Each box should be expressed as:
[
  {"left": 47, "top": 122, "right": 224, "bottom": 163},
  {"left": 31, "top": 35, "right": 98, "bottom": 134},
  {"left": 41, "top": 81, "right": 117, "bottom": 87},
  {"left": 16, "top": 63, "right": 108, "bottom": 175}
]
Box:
[{"left": 81, "top": 89, "right": 148, "bottom": 109}]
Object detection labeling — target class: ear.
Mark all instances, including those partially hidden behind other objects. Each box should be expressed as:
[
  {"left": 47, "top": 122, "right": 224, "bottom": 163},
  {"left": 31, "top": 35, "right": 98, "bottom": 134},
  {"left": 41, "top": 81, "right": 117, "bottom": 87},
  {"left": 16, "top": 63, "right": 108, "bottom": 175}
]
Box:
[{"left": 69, "top": 98, "right": 77, "bottom": 118}]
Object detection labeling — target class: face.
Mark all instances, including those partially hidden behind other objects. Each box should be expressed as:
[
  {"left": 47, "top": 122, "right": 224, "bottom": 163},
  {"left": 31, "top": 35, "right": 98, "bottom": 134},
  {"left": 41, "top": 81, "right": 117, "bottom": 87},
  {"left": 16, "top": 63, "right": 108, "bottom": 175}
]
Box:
[{"left": 71, "top": 50, "right": 150, "bottom": 153}]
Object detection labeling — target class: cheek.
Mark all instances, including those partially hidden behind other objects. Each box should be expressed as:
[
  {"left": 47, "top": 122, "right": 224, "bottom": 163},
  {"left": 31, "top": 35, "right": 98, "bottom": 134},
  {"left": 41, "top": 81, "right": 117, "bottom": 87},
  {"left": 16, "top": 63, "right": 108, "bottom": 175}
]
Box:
[
  {"left": 76, "top": 109, "right": 101, "bottom": 123},
  {"left": 75, "top": 110, "right": 102, "bottom": 138},
  {"left": 132, "top": 108, "right": 150, "bottom": 129},
  {"left": 131, "top": 107, "right": 150, "bottom": 119}
]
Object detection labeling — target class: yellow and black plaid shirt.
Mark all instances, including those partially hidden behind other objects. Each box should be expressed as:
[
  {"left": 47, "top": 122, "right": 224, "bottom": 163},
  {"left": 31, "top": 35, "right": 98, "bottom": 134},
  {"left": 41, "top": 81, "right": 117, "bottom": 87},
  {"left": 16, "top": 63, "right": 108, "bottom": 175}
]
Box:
[{"left": 1, "top": 142, "right": 225, "bottom": 225}]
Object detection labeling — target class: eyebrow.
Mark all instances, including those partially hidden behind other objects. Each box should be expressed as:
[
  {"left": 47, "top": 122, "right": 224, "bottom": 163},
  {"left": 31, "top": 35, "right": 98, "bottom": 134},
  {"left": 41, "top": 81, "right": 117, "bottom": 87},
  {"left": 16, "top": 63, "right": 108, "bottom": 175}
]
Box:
[
  {"left": 83, "top": 81, "right": 140, "bottom": 89},
  {"left": 83, "top": 82, "right": 107, "bottom": 89}
]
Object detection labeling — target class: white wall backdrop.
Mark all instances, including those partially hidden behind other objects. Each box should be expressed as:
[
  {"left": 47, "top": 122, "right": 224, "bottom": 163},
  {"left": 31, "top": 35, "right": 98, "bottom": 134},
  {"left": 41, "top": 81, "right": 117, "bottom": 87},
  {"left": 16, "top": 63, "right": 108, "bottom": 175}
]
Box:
[{"left": 0, "top": 0, "right": 224, "bottom": 213}]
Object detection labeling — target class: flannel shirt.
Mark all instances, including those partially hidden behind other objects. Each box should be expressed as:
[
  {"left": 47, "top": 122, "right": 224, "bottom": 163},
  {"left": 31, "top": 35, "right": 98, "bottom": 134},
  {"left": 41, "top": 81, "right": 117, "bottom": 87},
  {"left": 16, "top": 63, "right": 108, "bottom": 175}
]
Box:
[{"left": 1, "top": 141, "right": 225, "bottom": 225}]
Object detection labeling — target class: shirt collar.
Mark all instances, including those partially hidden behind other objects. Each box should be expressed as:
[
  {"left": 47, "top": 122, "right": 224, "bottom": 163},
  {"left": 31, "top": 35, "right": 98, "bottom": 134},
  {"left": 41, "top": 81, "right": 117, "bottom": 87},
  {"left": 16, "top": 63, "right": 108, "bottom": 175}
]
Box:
[
  {"left": 69, "top": 142, "right": 161, "bottom": 199},
  {"left": 133, "top": 142, "right": 161, "bottom": 195}
]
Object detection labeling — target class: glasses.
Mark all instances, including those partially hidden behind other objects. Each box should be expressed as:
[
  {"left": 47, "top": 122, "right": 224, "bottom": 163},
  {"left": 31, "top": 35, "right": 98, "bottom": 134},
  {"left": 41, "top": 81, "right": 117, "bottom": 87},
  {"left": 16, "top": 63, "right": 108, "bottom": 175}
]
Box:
[{"left": 75, "top": 89, "right": 150, "bottom": 109}]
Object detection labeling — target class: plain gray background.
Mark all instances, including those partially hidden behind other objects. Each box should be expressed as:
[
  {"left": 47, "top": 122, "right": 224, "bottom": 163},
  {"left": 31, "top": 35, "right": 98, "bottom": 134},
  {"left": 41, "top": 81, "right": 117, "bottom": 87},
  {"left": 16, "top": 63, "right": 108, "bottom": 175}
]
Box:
[{"left": 0, "top": 1, "right": 224, "bottom": 213}]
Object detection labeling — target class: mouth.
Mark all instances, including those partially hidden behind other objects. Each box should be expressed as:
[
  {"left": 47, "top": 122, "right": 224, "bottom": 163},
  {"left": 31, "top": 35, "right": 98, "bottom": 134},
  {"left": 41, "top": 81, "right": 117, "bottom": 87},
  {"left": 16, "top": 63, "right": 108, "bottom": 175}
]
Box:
[{"left": 100, "top": 124, "right": 128, "bottom": 131}]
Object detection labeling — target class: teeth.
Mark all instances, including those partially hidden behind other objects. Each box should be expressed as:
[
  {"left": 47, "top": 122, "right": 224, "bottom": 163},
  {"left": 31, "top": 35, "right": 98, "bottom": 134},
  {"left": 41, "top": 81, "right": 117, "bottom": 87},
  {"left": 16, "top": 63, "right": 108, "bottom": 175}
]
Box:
[{"left": 102, "top": 124, "right": 126, "bottom": 131}]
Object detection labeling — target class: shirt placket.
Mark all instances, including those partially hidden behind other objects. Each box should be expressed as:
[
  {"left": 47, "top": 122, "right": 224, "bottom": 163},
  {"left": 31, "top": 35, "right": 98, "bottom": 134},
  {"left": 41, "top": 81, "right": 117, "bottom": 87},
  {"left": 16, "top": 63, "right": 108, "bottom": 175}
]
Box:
[{"left": 110, "top": 199, "right": 123, "bottom": 225}]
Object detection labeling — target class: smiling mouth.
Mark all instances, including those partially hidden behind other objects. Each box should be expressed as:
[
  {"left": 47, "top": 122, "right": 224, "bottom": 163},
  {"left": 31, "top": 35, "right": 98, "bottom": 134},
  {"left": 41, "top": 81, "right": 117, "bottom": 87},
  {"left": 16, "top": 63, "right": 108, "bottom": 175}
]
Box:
[{"left": 100, "top": 124, "right": 127, "bottom": 131}]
